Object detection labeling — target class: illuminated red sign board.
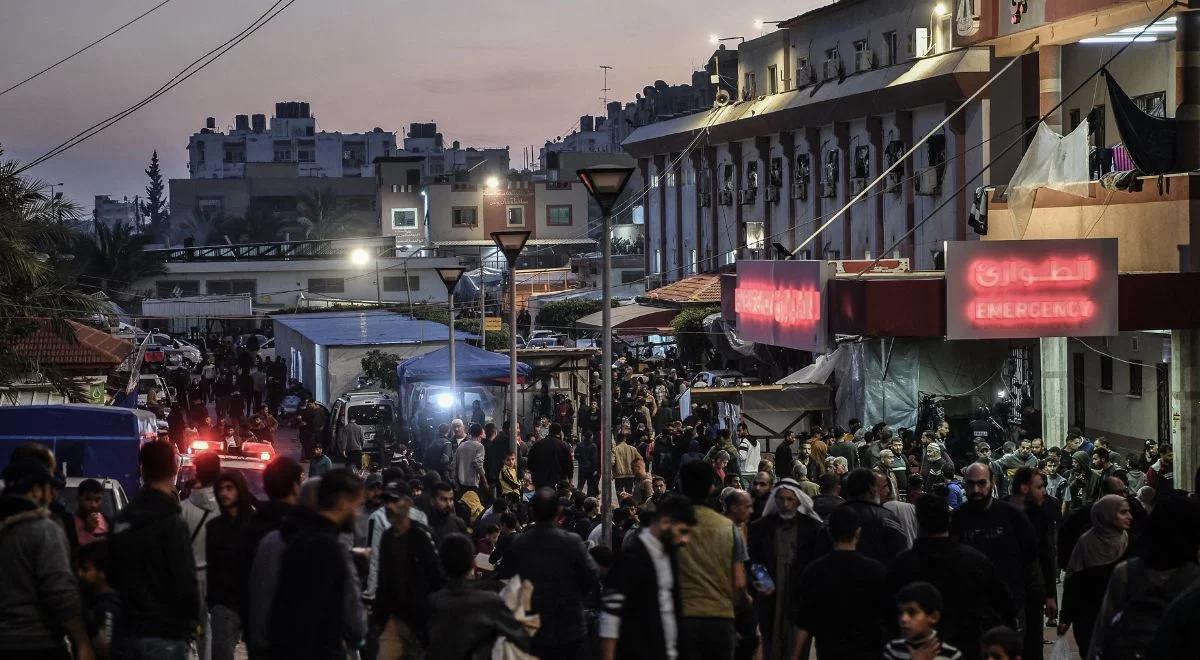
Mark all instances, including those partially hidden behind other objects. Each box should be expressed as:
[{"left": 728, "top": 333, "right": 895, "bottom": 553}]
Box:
[
  {"left": 734, "top": 260, "right": 830, "bottom": 352},
  {"left": 945, "top": 238, "right": 1118, "bottom": 340}
]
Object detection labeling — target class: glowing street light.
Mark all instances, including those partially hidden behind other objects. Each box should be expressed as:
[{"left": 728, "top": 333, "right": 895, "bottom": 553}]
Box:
[
  {"left": 350, "top": 248, "right": 370, "bottom": 266},
  {"left": 485, "top": 175, "right": 500, "bottom": 191},
  {"left": 934, "top": 3, "right": 949, "bottom": 17}
]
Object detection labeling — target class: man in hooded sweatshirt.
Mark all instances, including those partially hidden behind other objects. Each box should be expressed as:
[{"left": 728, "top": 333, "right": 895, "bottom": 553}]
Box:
[{"left": 180, "top": 451, "right": 220, "bottom": 660}]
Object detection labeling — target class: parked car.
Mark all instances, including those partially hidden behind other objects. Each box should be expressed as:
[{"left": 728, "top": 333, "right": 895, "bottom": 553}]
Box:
[
  {"left": 60, "top": 477, "right": 129, "bottom": 520},
  {"left": 145, "top": 333, "right": 203, "bottom": 367},
  {"left": 138, "top": 374, "right": 177, "bottom": 406},
  {"left": 179, "top": 453, "right": 269, "bottom": 501},
  {"left": 329, "top": 390, "right": 398, "bottom": 456},
  {"left": 257, "top": 337, "right": 276, "bottom": 360}
]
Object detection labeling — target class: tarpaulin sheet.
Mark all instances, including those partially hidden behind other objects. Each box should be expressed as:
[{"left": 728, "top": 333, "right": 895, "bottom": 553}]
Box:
[
  {"left": 862, "top": 338, "right": 919, "bottom": 430},
  {"left": 1006, "top": 119, "right": 1091, "bottom": 234},
  {"left": 1105, "top": 69, "right": 1178, "bottom": 175},
  {"left": 397, "top": 341, "right": 531, "bottom": 385}
]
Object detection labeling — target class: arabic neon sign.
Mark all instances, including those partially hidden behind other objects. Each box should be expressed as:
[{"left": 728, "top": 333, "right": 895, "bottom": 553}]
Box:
[
  {"left": 945, "top": 239, "right": 1118, "bottom": 340},
  {"left": 734, "top": 260, "right": 830, "bottom": 352}
]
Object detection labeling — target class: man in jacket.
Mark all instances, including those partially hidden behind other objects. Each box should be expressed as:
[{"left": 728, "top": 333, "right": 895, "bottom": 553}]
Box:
[
  {"left": 452, "top": 423, "right": 489, "bottom": 493},
  {"left": 576, "top": 432, "right": 599, "bottom": 496},
  {"left": 483, "top": 422, "right": 508, "bottom": 497},
  {"left": 373, "top": 481, "right": 444, "bottom": 658},
  {"left": 0, "top": 458, "right": 95, "bottom": 659},
  {"left": 612, "top": 430, "right": 642, "bottom": 493},
  {"left": 427, "top": 533, "right": 532, "bottom": 659},
  {"left": 600, "top": 494, "right": 696, "bottom": 660},
  {"left": 496, "top": 488, "right": 599, "bottom": 659},
  {"left": 426, "top": 482, "right": 468, "bottom": 543},
  {"left": 269, "top": 469, "right": 367, "bottom": 659},
  {"left": 889, "top": 494, "right": 1015, "bottom": 660},
  {"left": 109, "top": 441, "right": 200, "bottom": 659},
  {"left": 527, "top": 422, "right": 573, "bottom": 490},
  {"left": 180, "top": 451, "right": 219, "bottom": 660},
  {"left": 815, "top": 468, "right": 908, "bottom": 565}
]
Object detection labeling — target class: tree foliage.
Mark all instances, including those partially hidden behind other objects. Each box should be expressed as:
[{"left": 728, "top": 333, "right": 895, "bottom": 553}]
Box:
[
  {"left": 139, "top": 150, "right": 168, "bottom": 237},
  {"left": 535, "top": 298, "right": 618, "bottom": 336},
  {"left": 670, "top": 305, "right": 719, "bottom": 365},
  {"left": 75, "top": 219, "right": 166, "bottom": 304},
  {"left": 361, "top": 349, "right": 401, "bottom": 391},
  {"left": 0, "top": 145, "right": 106, "bottom": 401},
  {"left": 611, "top": 235, "right": 644, "bottom": 255}
]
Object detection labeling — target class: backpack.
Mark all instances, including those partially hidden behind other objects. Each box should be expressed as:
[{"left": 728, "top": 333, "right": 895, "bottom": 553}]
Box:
[{"left": 1100, "top": 558, "right": 1200, "bottom": 660}]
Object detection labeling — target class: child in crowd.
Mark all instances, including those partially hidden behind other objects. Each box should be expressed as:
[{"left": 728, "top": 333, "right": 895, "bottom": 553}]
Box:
[
  {"left": 74, "top": 540, "right": 121, "bottom": 659},
  {"left": 980, "top": 626, "right": 1023, "bottom": 660},
  {"left": 883, "top": 582, "right": 963, "bottom": 660}
]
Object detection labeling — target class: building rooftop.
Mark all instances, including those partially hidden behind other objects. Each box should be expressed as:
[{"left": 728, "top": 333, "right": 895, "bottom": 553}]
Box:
[
  {"left": 644, "top": 273, "right": 722, "bottom": 304},
  {"left": 13, "top": 320, "right": 133, "bottom": 374},
  {"left": 272, "top": 310, "right": 479, "bottom": 347}
]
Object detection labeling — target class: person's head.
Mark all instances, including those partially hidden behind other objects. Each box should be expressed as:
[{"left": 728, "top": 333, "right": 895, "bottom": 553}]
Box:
[
  {"left": 1016, "top": 439, "right": 1031, "bottom": 459},
  {"left": 1159, "top": 442, "right": 1174, "bottom": 466},
  {"left": 895, "top": 581, "right": 944, "bottom": 642},
  {"left": 975, "top": 442, "right": 992, "bottom": 461},
  {"left": 315, "top": 469, "right": 365, "bottom": 529},
  {"left": 193, "top": 450, "right": 220, "bottom": 487},
  {"left": 531, "top": 487, "right": 562, "bottom": 524},
  {"left": 1137, "top": 485, "right": 1156, "bottom": 512},
  {"left": 651, "top": 476, "right": 667, "bottom": 496},
  {"left": 1, "top": 458, "right": 64, "bottom": 507},
  {"left": 139, "top": 440, "right": 179, "bottom": 489},
  {"left": 1043, "top": 456, "right": 1060, "bottom": 475},
  {"left": 381, "top": 480, "right": 414, "bottom": 522},
  {"left": 74, "top": 538, "right": 110, "bottom": 592},
  {"left": 751, "top": 471, "right": 773, "bottom": 498},
  {"left": 484, "top": 422, "right": 497, "bottom": 440},
  {"left": 1065, "top": 434, "right": 1083, "bottom": 452},
  {"left": 468, "top": 422, "right": 483, "bottom": 439},
  {"left": 936, "top": 421, "right": 949, "bottom": 437},
  {"left": 721, "top": 488, "right": 753, "bottom": 524},
  {"left": 832, "top": 456, "right": 849, "bottom": 476},
  {"left": 679, "top": 460, "right": 716, "bottom": 505},
  {"left": 472, "top": 400, "right": 482, "bottom": 410},
  {"left": 1070, "top": 450, "right": 1090, "bottom": 473},
  {"left": 77, "top": 479, "right": 105, "bottom": 516},
  {"left": 771, "top": 484, "right": 801, "bottom": 518},
  {"left": 926, "top": 443, "right": 943, "bottom": 461},
  {"left": 889, "top": 437, "right": 904, "bottom": 456},
  {"left": 963, "top": 463, "right": 993, "bottom": 505},
  {"left": 451, "top": 419, "right": 465, "bottom": 438},
  {"left": 311, "top": 443, "right": 325, "bottom": 459},
  {"left": 1144, "top": 489, "right": 1200, "bottom": 570},
  {"left": 431, "top": 482, "right": 455, "bottom": 514},
  {"left": 845, "top": 468, "right": 879, "bottom": 503},
  {"left": 712, "top": 450, "right": 729, "bottom": 472},
  {"left": 647, "top": 494, "right": 696, "bottom": 549},
  {"left": 879, "top": 449, "right": 895, "bottom": 469},
  {"left": 215, "top": 469, "right": 253, "bottom": 518},
  {"left": 1011, "top": 467, "right": 1045, "bottom": 507},
  {"left": 797, "top": 440, "right": 812, "bottom": 459},
  {"left": 438, "top": 533, "right": 476, "bottom": 579},
  {"left": 828, "top": 506, "right": 861, "bottom": 548},
  {"left": 782, "top": 430, "right": 796, "bottom": 445},
  {"left": 1145, "top": 439, "right": 1160, "bottom": 460},
  {"left": 915, "top": 493, "right": 950, "bottom": 537},
  {"left": 981, "top": 626, "right": 1023, "bottom": 660},
  {"left": 263, "top": 456, "right": 303, "bottom": 503},
  {"left": 1093, "top": 493, "right": 1133, "bottom": 533},
  {"left": 818, "top": 472, "right": 841, "bottom": 496},
  {"left": 1092, "top": 447, "right": 1111, "bottom": 470},
  {"left": 1030, "top": 437, "right": 1045, "bottom": 456}
]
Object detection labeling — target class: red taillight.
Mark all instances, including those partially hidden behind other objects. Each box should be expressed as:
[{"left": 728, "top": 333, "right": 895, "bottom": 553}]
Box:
[{"left": 191, "top": 440, "right": 210, "bottom": 453}]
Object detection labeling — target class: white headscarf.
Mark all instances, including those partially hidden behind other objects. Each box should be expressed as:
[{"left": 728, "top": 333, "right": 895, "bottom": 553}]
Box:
[{"left": 762, "top": 478, "right": 822, "bottom": 522}]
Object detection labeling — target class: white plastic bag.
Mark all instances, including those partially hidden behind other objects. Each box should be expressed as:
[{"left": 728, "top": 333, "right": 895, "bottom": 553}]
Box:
[{"left": 1049, "top": 634, "right": 1073, "bottom": 660}]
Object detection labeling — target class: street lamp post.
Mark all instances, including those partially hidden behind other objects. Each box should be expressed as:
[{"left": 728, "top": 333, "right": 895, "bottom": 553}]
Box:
[
  {"left": 435, "top": 266, "right": 466, "bottom": 414},
  {"left": 577, "top": 165, "right": 635, "bottom": 547},
  {"left": 490, "top": 230, "right": 532, "bottom": 456}
]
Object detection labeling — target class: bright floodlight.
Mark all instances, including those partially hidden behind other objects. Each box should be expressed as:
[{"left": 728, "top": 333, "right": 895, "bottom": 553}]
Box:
[
  {"left": 934, "top": 3, "right": 948, "bottom": 17},
  {"left": 754, "top": 19, "right": 765, "bottom": 30},
  {"left": 709, "top": 33, "right": 720, "bottom": 45},
  {"left": 350, "top": 248, "right": 370, "bottom": 266},
  {"left": 486, "top": 176, "right": 500, "bottom": 190},
  {"left": 436, "top": 393, "right": 454, "bottom": 409}
]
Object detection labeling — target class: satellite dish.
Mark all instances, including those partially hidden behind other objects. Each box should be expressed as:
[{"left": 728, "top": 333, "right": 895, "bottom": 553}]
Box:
[{"left": 714, "top": 89, "right": 732, "bottom": 107}]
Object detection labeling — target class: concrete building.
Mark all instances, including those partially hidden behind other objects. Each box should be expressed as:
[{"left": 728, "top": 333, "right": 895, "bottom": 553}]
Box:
[
  {"left": 94, "top": 195, "right": 141, "bottom": 230},
  {"left": 404, "top": 122, "right": 510, "bottom": 182}
]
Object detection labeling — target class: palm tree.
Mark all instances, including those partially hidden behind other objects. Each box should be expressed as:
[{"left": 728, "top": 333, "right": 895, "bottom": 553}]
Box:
[
  {"left": 0, "top": 145, "right": 106, "bottom": 401},
  {"left": 76, "top": 219, "right": 166, "bottom": 305},
  {"left": 218, "top": 202, "right": 284, "bottom": 244},
  {"left": 292, "top": 187, "right": 371, "bottom": 240}
]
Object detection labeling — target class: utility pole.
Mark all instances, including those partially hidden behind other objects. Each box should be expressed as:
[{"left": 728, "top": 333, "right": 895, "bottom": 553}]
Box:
[{"left": 600, "top": 65, "right": 613, "bottom": 108}]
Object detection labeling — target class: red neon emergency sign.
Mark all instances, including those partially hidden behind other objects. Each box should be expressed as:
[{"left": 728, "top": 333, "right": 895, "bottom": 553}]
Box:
[
  {"left": 734, "top": 287, "right": 821, "bottom": 325},
  {"left": 946, "top": 239, "right": 1117, "bottom": 340},
  {"left": 733, "top": 260, "right": 830, "bottom": 352}
]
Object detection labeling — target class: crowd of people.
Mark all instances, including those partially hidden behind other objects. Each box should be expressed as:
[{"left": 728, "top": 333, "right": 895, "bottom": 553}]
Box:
[{"left": 7, "top": 344, "right": 1200, "bottom": 660}]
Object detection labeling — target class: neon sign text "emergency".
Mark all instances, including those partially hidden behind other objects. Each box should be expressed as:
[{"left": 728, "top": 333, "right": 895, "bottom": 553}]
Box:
[
  {"left": 966, "top": 255, "right": 1099, "bottom": 327},
  {"left": 734, "top": 286, "right": 821, "bottom": 326}
]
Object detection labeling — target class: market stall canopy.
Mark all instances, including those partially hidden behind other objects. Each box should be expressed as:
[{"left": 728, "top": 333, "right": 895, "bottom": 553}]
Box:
[
  {"left": 679, "top": 383, "right": 831, "bottom": 451},
  {"left": 397, "top": 341, "right": 531, "bottom": 385},
  {"left": 576, "top": 303, "right": 679, "bottom": 335}
]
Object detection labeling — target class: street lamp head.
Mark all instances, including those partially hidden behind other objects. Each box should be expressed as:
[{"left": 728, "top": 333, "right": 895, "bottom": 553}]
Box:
[
  {"left": 434, "top": 265, "right": 467, "bottom": 294},
  {"left": 350, "top": 248, "right": 370, "bottom": 266},
  {"left": 577, "top": 165, "right": 636, "bottom": 215},
  {"left": 490, "top": 230, "right": 532, "bottom": 266},
  {"left": 754, "top": 19, "right": 764, "bottom": 30},
  {"left": 934, "top": 3, "right": 949, "bottom": 17},
  {"left": 709, "top": 33, "right": 720, "bottom": 45},
  {"left": 485, "top": 176, "right": 500, "bottom": 191}
]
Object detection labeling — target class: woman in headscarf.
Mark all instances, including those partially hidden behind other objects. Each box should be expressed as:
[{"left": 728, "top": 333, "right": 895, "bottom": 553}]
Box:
[
  {"left": 1057, "top": 494, "right": 1131, "bottom": 654},
  {"left": 748, "top": 479, "right": 823, "bottom": 660}
]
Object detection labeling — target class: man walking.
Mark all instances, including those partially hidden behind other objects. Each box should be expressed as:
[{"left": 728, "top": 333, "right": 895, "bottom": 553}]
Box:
[
  {"left": 373, "top": 480, "right": 444, "bottom": 659},
  {"left": 527, "top": 422, "right": 573, "bottom": 490},
  {"left": 109, "top": 441, "right": 200, "bottom": 659},
  {"left": 452, "top": 423, "right": 488, "bottom": 493}
]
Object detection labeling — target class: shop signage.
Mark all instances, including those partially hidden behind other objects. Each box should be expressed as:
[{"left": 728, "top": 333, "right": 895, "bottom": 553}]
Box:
[
  {"left": 484, "top": 316, "right": 503, "bottom": 332},
  {"left": 734, "top": 260, "right": 830, "bottom": 352},
  {"left": 945, "top": 238, "right": 1118, "bottom": 340}
]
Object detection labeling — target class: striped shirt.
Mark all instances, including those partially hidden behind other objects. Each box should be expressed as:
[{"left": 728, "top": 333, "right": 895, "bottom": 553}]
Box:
[{"left": 882, "top": 637, "right": 963, "bottom": 660}]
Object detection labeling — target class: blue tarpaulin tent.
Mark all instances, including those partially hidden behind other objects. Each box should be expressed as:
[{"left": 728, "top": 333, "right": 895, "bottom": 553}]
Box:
[{"left": 397, "top": 341, "right": 532, "bottom": 385}]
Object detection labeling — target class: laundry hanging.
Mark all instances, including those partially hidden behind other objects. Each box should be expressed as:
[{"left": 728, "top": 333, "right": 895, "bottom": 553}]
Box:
[
  {"left": 1104, "top": 69, "right": 1178, "bottom": 175},
  {"left": 1005, "top": 119, "right": 1092, "bottom": 233}
]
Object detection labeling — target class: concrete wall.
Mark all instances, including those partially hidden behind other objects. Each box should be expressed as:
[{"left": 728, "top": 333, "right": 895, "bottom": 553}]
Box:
[
  {"left": 1070, "top": 332, "right": 1169, "bottom": 452},
  {"left": 1060, "top": 40, "right": 1175, "bottom": 146},
  {"left": 533, "top": 182, "right": 590, "bottom": 240}
]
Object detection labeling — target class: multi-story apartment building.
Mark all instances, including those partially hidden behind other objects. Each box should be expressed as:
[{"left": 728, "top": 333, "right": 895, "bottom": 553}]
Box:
[{"left": 93, "top": 195, "right": 141, "bottom": 230}]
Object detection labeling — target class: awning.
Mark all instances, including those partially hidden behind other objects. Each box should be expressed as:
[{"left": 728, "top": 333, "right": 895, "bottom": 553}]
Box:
[
  {"left": 623, "top": 48, "right": 990, "bottom": 156},
  {"left": 679, "top": 383, "right": 832, "bottom": 451},
  {"left": 433, "top": 238, "right": 597, "bottom": 247},
  {"left": 576, "top": 303, "right": 679, "bottom": 334}
]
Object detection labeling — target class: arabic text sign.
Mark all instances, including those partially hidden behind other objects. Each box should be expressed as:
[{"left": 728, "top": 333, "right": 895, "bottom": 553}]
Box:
[
  {"left": 735, "top": 260, "right": 830, "bottom": 352},
  {"left": 946, "top": 238, "right": 1118, "bottom": 340}
]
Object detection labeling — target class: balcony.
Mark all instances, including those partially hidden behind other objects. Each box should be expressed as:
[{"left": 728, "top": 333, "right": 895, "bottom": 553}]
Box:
[
  {"left": 738, "top": 187, "right": 757, "bottom": 205},
  {"left": 791, "top": 181, "right": 809, "bottom": 201}
]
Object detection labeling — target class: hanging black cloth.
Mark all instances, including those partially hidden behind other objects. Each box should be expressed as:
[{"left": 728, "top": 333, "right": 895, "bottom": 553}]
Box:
[{"left": 1104, "top": 68, "right": 1178, "bottom": 174}]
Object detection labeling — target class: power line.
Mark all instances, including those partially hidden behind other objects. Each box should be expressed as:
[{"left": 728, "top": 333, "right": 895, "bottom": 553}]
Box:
[
  {"left": 0, "top": 0, "right": 175, "bottom": 98},
  {"left": 11, "top": 0, "right": 296, "bottom": 177}
]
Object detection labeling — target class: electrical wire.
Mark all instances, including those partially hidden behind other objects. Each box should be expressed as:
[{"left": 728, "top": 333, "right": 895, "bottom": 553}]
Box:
[
  {"left": 10, "top": 0, "right": 296, "bottom": 177},
  {"left": 0, "top": 0, "right": 175, "bottom": 98}
]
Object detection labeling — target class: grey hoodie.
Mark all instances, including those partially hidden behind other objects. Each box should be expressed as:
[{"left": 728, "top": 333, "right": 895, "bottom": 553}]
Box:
[
  {"left": 0, "top": 495, "right": 80, "bottom": 651},
  {"left": 179, "top": 485, "right": 218, "bottom": 570}
]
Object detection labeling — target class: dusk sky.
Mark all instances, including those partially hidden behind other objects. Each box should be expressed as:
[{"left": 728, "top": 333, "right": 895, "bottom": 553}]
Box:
[{"left": 0, "top": 0, "right": 826, "bottom": 213}]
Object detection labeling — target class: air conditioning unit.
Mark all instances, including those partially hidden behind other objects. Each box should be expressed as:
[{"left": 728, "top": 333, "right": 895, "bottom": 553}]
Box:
[
  {"left": 820, "top": 180, "right": 837, "bottom": 198},
  {"left": 823, "top": 58, "right": 843, "bottom": 81},
  {"left": 796, "top": 65, "right": 814, "bottom": 88},
  {"left": 718, "top": 189, "right": 734, "bottom": 206},
  {"left": 738, "top": 187, "right": 757, "bottom": 205},
  {"left": 915, "top": 167, "right": 941, "bottom": 196},
  {"left": 850, "top": 178, "right": 868, "bottom": 195},
  {"left": 855, "top": 50, "right": 875, "bottom": 72},
  {"left": 885, "top": 171, "right": 903, "bottom": 194},
  {"left": 765, "top": 185, "right": 780, "bottom": 203},
  {"left": 791, "top": 181, "right": 808, "bottom": 201},
  {"left": 699, "top": 193, "right": 711, "bottom": 207}
]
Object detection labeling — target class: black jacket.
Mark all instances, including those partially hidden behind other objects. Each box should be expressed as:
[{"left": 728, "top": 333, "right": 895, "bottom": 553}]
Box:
[
  {"left": 206, "top": 513, "right": 251, "bottom": 614},
  {"left": 813, "top": 499, "right": 908, "bottom": 566},
  {"left": 243, "top": 500, "right": 293, "bottom": 561},
  {"left": 372, "top": 521, "right": 444, "bottom": 638},
  {"left": 483, "top": 436, "right": 508, "bottom": 484},
  {"left": 602, "top": 533, "right": 682, "bottom": 660},
  {"left": 888, "top": 537, "right": 1015, "bottom": 660},
  {"left": 526, "top": 437, "right": 572, "bottom": 489},
  {"left": 108, "top": 487, "right": 200, "bottom": 640},
  {"left": 495, "top": 523, "right": 599, "bottom": 646},
  {"left": 426, "top": 579, "right": 531, "bottom": 660}
]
